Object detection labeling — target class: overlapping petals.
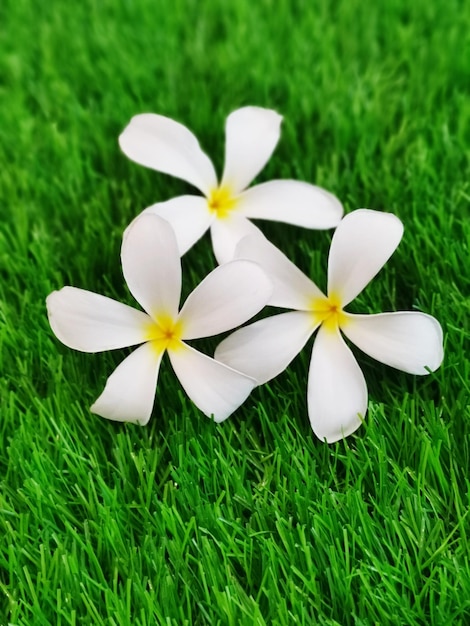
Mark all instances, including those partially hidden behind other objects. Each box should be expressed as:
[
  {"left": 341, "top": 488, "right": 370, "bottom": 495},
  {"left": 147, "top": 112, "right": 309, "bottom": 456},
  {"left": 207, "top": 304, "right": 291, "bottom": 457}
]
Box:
[
  {"left": 119, "top": 106, "right": 343, "bottom": 263},
  {"left": 47, "top": 214, "right": 273, "bottom": 425},
  {"left": 216, "top": 209, "right": 444, "bottom": 443},
  {"left": 48, "top": 101, "right": 445, "bottom": 450},
  {"left": 235, "top": 232, "right": 325, "bottom": 308},
  {"left": 178, "top": 260, "right": 273, "bottom": 339},
  {"left": 209, "top": 214, "right": 263, "bottom": 266},
  {"left": 215, "top": 311, "right": 317, "bottom": 384},
  {"left": 143, "top": 196, "right": 213, "bottom": 255}
]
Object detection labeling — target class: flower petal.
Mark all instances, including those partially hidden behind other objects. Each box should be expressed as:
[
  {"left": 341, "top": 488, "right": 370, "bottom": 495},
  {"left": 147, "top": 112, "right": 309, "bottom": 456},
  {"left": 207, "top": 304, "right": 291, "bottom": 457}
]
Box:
[
  {"left": 119, "top": 113, "right": 217, "bottom": 196},
  {"left": 215, "top": 311, "right": 316, "bottom": 384},
  {"left": 221, "top": 106, "right": 282, "bottom": 194},
  {"left": 178, "top": 260, "right": 273, "bottom": 339},
  {"left": 143, "top": 195, "right": 214, "bottom": 255},
  {"left": 237, "top": 180, "right": 343, "bottom": 228},
  {"left": 308, "top": 325, "right": 367, "bottom": 443},
  {"left": 235, "top": 234, "right": 325, "bottom": 309},
  {"left": 91, "top": 342, "right": 163, "bottom": 425},
  {"left": 341, "top": 312, "right": 444, "bottom": 374},
  {"left": 328, "top": 209, "right": 404, "bottom": 306},
  {"left": 46, "top": 287, "right": 150, "bottom": 352},
  {"left": 121, "top": 214, "right": 181, "bottom": 319},
  {"left": 210, "top": 214, "right": 263, "bottom": 264},
  {"left": 168, "top": 342, "right": 256, "bottom": 422}
]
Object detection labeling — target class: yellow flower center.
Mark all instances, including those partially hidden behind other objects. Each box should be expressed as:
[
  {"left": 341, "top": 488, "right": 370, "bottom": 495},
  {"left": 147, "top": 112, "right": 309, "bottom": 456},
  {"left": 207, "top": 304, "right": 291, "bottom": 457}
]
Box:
[
  {"left": 145, "top": 313, "right": 184, "bottom": 354},
  {"left": 310, "top": 293, "right": 347, "bottom": 332},
  {"left": 207, "top": 186, "right": 237, "bottom": 219}
]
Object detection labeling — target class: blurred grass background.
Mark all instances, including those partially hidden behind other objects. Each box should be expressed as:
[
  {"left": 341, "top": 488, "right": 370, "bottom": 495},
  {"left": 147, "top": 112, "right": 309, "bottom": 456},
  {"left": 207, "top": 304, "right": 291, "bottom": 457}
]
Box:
[{"left": 1, "top": 0, "right": 469, "bottom": 623}]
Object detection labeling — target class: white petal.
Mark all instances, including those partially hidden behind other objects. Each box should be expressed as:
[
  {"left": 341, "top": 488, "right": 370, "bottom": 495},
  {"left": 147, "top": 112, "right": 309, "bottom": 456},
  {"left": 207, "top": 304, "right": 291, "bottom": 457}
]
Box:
[
  {"left": 210, "top": 214, "right": 263, "bottom": 264},
  {"left": 215, "top": 311, "right": 316, "bottom": 384},
  {"left": 168, "top": 343, "right": 256, "bottom": 422},
  {"left": 119, "top": 113, "right": 218, "bottom": 196},
  {"left": 328, "top": 209, "right": 404, "bottom": 306},
  {"left": 143, "top": 195, "right": 214, "bottom": 255},
  {"left": 237, "top": 180, "right": 343, "bottom": 228},
  {"left": 121, "top": 214, "right": 181, "bottom": 319},
  {"left": 341, "top": 312, "right": 444, "bottom": 374},
  {"left": 235, "top": 234, "right": 325, "bottom": 309},
  {"left": 46, "top": 287, "right": 150, "bottom": 352},
  {"left": 221, "top": 106, "right": 282, "bottom": 194},
  {"left": 178, "top": 260, "right": 273, "bottom": 339},
  {"left": 91, "top": 342, "right": 163, "bottom": 425},
  {"left": 307, "top": 325, "right": 367, "bottom": 443}
]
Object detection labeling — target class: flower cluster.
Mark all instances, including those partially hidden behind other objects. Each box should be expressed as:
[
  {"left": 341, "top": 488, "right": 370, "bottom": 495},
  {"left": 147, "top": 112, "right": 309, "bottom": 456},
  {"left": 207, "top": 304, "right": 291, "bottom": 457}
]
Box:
[{"left": 47, "top": 106, "right": 444, "bottom": 443}]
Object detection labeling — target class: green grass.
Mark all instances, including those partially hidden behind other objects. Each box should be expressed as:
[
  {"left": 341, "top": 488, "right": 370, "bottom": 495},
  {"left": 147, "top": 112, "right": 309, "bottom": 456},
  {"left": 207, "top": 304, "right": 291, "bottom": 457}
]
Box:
[{"left": 1, "top": 0, "right": 469, "bottom": 623}]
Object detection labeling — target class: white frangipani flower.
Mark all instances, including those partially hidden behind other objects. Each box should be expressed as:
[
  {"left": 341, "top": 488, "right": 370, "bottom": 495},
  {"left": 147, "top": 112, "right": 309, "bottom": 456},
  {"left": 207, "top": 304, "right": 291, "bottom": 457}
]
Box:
[
  {"left": 215, "top": 209, "right": 444, "bottom": 443},
  {"left": 46, "top": 214, "right": 273, "bottom": 425},
  {"left": 119, "top": 106, "right": 343, "bottom": 264}
]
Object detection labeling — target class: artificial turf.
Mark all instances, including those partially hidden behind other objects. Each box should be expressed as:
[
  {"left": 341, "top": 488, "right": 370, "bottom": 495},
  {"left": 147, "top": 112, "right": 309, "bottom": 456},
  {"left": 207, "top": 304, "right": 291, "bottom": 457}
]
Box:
[{"left": 1, "top": 0, "right": 469, "bottom": 623}]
